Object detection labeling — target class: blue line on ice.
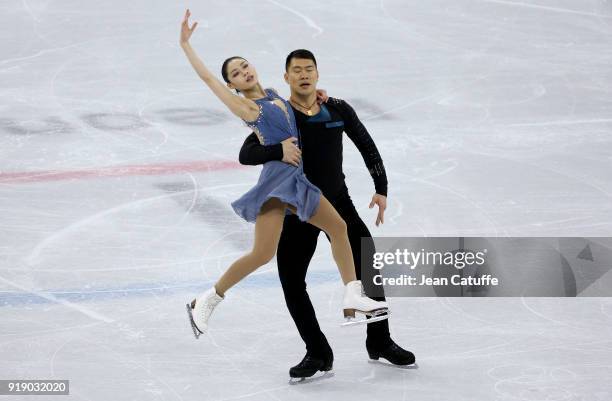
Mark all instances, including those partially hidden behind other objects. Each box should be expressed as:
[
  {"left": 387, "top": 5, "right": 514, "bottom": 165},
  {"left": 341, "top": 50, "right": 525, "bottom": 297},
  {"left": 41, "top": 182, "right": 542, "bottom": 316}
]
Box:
[{"left": 0, "top": 270, "right": 338, "bottom": 306}]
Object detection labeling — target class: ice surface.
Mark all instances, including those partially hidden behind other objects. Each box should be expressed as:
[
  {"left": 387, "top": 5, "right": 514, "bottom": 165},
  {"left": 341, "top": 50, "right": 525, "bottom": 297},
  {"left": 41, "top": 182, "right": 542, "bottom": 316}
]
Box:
[{"left": 1, "top": 0, "right": 612, "bottom": 400}]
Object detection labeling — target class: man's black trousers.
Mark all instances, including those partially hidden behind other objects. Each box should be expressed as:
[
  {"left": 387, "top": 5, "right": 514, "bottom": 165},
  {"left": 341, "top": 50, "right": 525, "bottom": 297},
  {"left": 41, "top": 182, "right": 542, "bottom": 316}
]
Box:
[{"left": 276, "top": 190, "right": 391, "bottom": 357}]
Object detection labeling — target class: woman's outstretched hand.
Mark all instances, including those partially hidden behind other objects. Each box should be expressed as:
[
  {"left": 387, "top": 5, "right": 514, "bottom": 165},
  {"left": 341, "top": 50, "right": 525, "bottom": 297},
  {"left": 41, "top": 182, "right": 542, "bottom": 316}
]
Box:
[
  {"left": 316, "top": 89, "right": 329, "bottom": 104},
  {"left": 180, "top": 9, "right": 198, "bottom": 45}
]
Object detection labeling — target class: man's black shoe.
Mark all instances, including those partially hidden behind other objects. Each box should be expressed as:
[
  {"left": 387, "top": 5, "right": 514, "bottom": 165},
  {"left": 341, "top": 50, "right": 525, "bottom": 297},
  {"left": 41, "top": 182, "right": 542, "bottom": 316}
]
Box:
[
  {"left": 289, "top": 353, "right": 333, "bottom": 378},
  {"left": 367, "top": 340, "right": 415, "bottom": 366}
]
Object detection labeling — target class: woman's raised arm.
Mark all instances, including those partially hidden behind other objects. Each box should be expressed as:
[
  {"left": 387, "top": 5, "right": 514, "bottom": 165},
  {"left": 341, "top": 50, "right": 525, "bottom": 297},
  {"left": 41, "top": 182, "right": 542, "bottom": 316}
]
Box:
[{"left": 179, "top": 9, "right": 259, "bottom": 122}]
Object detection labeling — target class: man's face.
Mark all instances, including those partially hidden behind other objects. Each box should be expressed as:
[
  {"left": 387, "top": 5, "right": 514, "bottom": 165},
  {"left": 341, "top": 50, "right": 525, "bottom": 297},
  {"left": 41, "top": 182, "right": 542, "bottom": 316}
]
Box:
[{"left": 284, "top": 58, "right": 319, "bottom": 96}]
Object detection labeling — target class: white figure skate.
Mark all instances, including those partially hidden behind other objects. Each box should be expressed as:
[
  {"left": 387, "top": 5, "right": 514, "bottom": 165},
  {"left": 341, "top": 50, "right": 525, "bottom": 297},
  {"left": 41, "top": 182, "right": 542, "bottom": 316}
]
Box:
[
  {"left": 186, "top": 287, "right": 224, "bottom": 339},
  {"left": 342, "top": 280, "right": 390, "bottom": 327}
]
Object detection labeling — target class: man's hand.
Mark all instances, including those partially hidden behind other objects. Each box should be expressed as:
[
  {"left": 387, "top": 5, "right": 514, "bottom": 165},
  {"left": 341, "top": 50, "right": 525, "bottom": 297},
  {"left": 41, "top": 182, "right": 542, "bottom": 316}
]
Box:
[
  {"left": 369, "top": 193, "right": 387, "bottom": 226},
  {"left": 281, "top": 137, "right": 301, "bottom": 167}
]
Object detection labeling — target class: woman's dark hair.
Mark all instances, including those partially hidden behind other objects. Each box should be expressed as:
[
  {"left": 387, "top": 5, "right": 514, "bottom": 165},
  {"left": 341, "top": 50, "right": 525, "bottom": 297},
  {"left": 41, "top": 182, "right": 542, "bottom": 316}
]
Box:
[
  {"left": 221, "top": 56, "right": 246, "bottom": 83},
  {"left": 285, "top": 49, "right": 317, "bottom": 71}
]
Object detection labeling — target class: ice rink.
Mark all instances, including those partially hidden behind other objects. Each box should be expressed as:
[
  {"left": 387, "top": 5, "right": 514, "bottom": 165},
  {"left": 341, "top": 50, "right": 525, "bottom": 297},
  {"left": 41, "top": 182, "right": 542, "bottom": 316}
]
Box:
[{"left": 2, "top": 0, "right": 612, "bottom": 400}]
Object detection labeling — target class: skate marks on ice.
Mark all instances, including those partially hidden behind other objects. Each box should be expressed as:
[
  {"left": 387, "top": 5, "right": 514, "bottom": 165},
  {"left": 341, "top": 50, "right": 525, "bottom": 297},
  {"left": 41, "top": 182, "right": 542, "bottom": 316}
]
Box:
[
  {"left": 22, "top": 179, "right": 204, "bottom": 266},
  {"left": 0, "top": 275, "right": 115, "bottom": 324},
  {"left": 265, "top": 0, "right": 324, "bottom": 38},
  {"left": 487, "top": 364, "right": 596, "bottom": 401},
  {"left": 156, "top": 182, "right": 252, "bottom": 255},
  {"left": 20, "top": 177, "right": 247, "bottom": 271},
  {"left": 343, "top": 98, "right": 395, "bottom": 121},
  {"left": 479, "top": 0, "right": 612, "bottom": 19}
]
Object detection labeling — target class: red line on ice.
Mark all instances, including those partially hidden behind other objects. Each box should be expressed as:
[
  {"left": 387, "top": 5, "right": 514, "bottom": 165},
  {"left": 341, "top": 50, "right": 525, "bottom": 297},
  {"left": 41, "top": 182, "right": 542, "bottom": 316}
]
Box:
[{"left": 0, "top": 160, "right": 245, "bottom": 183}]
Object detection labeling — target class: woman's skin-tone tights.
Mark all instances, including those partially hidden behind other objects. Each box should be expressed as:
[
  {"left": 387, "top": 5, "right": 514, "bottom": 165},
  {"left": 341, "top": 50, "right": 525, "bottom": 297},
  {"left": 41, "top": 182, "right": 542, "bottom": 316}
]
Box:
[{"left": 213, "top": 196, "right": 356, "bottom": 297}]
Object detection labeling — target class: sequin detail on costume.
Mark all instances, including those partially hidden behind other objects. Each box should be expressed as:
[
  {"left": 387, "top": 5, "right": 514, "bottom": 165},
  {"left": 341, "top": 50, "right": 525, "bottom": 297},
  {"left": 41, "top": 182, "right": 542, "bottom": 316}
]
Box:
[{"left": 231, "top": 89, "right": 321, "bottom": 223}]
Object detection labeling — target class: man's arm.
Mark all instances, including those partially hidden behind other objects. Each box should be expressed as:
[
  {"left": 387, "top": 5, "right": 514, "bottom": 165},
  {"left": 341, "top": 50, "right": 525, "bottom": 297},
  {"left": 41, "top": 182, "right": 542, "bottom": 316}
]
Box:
[
  {"left": 331, "top": 98, "right": 388, "bottom": 196},
  {"left": 238, "top": 132, "right": 283, "bottom": 166}
]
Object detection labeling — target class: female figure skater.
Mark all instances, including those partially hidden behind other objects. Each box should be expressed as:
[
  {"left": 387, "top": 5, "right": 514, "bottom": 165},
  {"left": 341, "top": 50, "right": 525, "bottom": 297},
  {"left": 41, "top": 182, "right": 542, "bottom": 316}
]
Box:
[{"left": 180, "top": 9, "right": 389, "bottom": 338}]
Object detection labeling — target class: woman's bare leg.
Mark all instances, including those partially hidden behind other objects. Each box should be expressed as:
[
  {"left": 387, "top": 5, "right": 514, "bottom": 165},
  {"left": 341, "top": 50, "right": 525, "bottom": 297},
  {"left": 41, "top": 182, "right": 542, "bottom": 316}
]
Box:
[
  {"left": 297, "top": 196, "right": 389, "bottom": 319},
  {"left": 214, "top": 198, "right": 286, "bottom": 296},
  {"left": 298, "top": 195, "right": 357, "bottom": 285}
]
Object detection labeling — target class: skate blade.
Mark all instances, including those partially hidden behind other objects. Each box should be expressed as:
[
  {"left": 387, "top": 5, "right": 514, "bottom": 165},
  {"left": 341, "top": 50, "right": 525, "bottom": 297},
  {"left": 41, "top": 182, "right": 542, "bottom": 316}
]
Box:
[
  {"left": 185, "top": 303, "right": 204, "bottom": 339},
  {"left": 343, "top": 307, "right": 389, "bottom": 317},
  {"left": 341, "top": 309, "right": 390, "bottom": 327},
  {"left": 288, "top": 371, "right": 334, "bottom": 385},
  {"left": 368, "top": 359, "right": 419, "bottom": 370}
]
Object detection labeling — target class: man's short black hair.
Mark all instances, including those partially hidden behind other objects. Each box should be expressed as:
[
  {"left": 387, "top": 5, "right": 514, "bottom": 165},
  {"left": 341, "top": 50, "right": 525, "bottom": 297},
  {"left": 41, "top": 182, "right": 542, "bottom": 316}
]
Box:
[{"left": 285, "top": 49, "right": 317, "bottom": 72}]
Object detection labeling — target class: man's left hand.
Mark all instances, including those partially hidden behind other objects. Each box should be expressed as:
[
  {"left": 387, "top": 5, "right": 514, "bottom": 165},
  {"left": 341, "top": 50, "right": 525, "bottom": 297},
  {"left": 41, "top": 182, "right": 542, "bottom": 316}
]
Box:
[{"left": 369, "top": 193, "right": 387, "bottom": 226}]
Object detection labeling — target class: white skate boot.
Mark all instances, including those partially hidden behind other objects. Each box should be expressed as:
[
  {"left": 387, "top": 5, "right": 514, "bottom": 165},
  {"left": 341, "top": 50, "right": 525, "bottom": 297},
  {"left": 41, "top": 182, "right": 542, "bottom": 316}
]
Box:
[
  {"left": 342, "top": 280, "right": 390, "bottom": 327},
  {"left": 186, "top": 287, "right": 224, "bottom": 339}
]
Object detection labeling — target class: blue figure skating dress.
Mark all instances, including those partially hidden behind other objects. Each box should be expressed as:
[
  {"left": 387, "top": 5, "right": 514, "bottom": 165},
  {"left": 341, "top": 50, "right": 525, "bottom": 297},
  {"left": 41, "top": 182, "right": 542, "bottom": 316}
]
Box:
[{"left": 231, "top": 89, "right": 321, "bottom": 223}]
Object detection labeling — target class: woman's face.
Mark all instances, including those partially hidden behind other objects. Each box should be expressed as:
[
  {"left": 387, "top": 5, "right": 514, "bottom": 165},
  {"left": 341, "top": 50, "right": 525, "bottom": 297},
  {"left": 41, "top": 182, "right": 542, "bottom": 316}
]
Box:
[{"left": 226, "top": 58, "right": 259, "bottom": 92}]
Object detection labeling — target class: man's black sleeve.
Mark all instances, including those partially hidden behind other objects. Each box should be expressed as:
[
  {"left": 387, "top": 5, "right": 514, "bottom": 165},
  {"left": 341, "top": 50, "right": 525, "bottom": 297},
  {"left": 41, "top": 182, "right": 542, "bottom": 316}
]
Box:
[
  {"left": 238, "top": 132, "right": 283, "bottom": 166},
  {"left": 330, "top": 98, "right": 388, "bottom": 196}
]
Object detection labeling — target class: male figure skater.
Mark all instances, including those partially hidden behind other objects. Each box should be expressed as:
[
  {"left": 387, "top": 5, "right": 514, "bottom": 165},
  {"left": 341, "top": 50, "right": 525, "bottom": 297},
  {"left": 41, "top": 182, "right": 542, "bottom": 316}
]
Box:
[{"left": 239, "top": 50, "right": 415, "bottom": 378}]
